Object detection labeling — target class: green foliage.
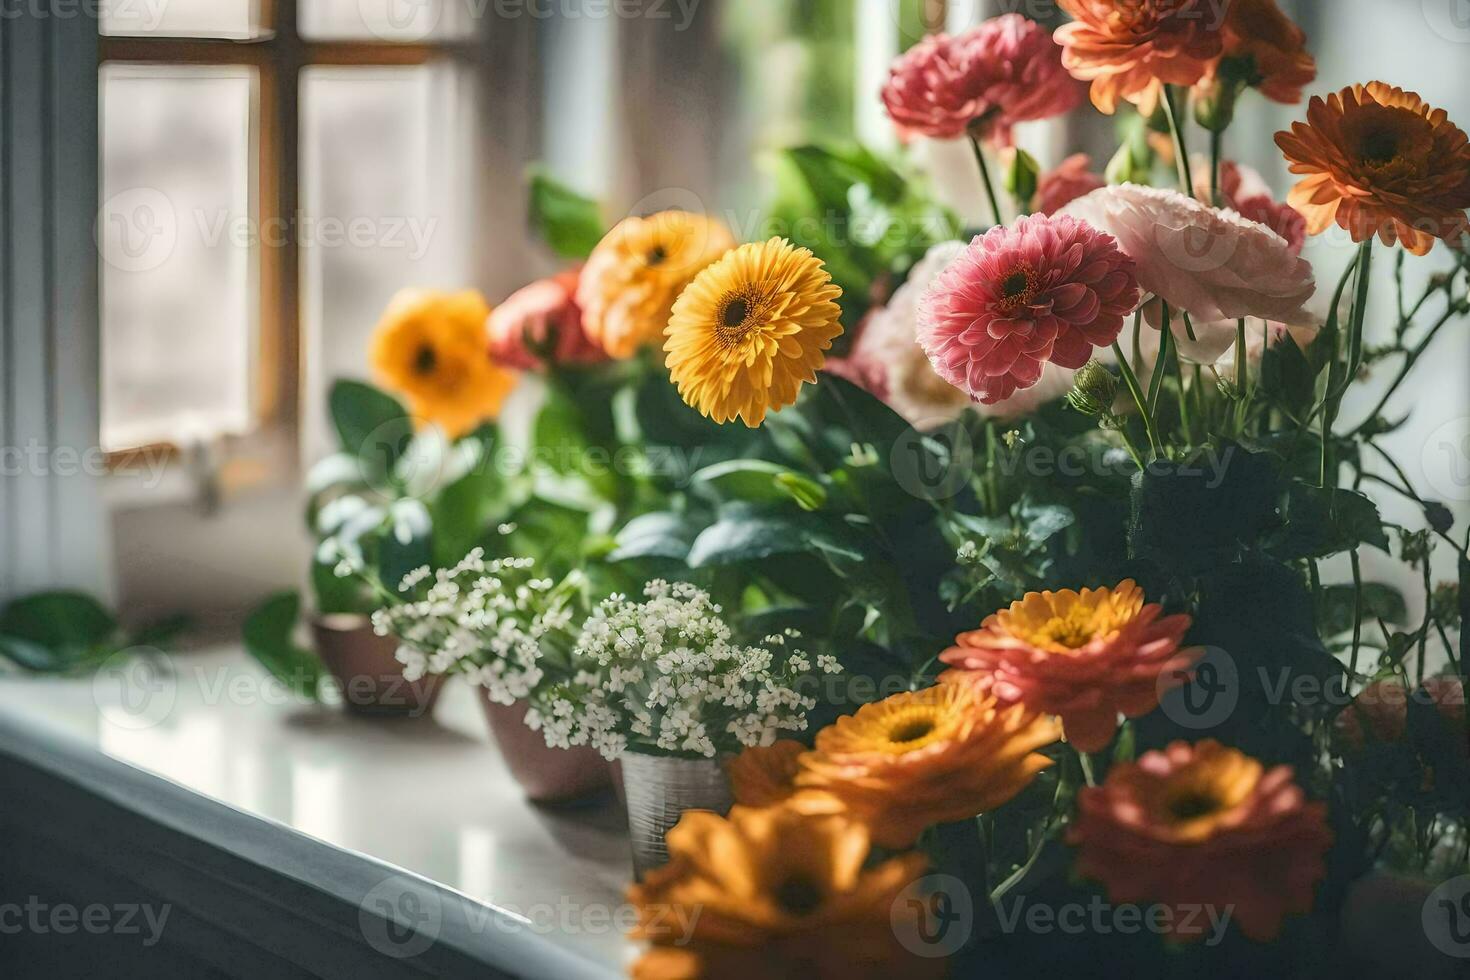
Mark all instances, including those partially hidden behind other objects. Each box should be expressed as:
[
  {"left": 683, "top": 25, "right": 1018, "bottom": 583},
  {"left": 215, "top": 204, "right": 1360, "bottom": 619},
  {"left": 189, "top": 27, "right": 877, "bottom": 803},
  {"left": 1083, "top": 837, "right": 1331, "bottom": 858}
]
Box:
[
  {"left": 242, "top": 592, "right": 327, "bottom": 701},
  {"left": 0, "top": 590, "right": 187, "bottom": 674},
  {"left": 526, "top": 169, "right": 605, "bottom": 259}
]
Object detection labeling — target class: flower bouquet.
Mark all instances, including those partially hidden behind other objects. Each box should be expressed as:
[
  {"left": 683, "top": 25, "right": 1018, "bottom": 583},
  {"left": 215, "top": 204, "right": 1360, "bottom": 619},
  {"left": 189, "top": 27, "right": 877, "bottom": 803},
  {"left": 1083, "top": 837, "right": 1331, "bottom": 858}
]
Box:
[{"left": 347, "top": 3, "right": 1470, "bottom": 974}]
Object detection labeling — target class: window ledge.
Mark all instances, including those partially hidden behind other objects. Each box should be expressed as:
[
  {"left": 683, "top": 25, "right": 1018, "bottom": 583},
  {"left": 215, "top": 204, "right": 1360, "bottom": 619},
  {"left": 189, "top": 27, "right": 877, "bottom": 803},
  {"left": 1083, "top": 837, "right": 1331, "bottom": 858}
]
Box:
[{"left": 0, "top": 648, "right": 630, "bottom": 978}]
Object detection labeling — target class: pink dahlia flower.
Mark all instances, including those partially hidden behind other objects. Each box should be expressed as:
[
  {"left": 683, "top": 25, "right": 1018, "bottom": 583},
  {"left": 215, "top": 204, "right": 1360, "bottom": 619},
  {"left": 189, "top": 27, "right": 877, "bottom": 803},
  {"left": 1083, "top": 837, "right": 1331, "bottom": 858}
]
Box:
[
  {"left": 833, "top": 241, "right": 1077, "bottom": 424},
  {"left": 881, "top": 14, "right": 1085, "bottom": 145},
  {"left": 1036, "top": 154, "right": 1106, "bottom": 216},
  {"left": 916, "top": 215, "right": 1140, "bottom": 405},
  {"left": 1060, "top": 183, "right": 1316, "bottom": 327},
  {"left": 487, "top": 268, "right": 605, "bottom": 371},
  {"left": 1194, "top": 159, "right": 1307, "bottom": 255}
]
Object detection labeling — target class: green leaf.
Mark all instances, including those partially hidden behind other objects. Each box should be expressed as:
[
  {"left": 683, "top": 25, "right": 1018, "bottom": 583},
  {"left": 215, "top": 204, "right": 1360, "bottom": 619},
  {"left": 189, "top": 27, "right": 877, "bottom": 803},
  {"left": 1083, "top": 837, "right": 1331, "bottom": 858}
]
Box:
[
  {"left": 1319, "top": 582, "right": 1408, "bottom": 637},
  {"left": 242, "top": 593, "right": 326, "bottom": 701},
  {"left": 0, "top": 591, "right": 117, "bottom": 654},
  {"left": 329, "top": 380, "right": 412, "bottom": 480},
  {"left": 527, "top": 169, "right": 605, "bottom": 259},
  {"left": 380, "top": 500, "right": 434, "bottom": 594},
  {"left": 0, "top": 634, "right": 76, "bottom": 673},
  {"left": 1129, "top": 445, "right": 1281, "bottom": 572},
  {"left": 686, "top": 505, "right": 815, "bottom": 568},
  {"left": 690, "top": 459, "right": 794, "bottom": 504},
  {"left": 608, "top": 511, "right": 702, "bottom": 563},
  {"left": 774, "top": 472, "right": 828, "bottom": 512},
  {"left": 1273, "top": 484, "right": 1390, "bottom": 559}
]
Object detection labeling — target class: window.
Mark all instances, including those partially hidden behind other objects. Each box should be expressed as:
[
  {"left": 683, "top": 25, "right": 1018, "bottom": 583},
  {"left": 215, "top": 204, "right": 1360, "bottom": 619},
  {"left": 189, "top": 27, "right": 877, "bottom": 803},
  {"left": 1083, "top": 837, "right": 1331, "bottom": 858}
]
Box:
[{"left": 98, "top": 1, "right": 475, "bottom": 464}]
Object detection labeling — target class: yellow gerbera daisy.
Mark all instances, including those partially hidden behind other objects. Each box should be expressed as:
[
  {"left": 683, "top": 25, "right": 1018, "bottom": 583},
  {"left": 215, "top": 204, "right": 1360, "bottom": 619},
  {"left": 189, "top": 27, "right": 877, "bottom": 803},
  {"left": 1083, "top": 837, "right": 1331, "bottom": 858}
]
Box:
[
  {"left": 575, "top": 210, "right": 735, "bottom": 359},
  {"left": 369, "top": 288, "right": 518, "bottom": 439},
  {"left": 665, "top": 238, "right": 844, "bottom": 427},
  {"left": 796, "top": 683, "right": 1060, "bottom": 849}
]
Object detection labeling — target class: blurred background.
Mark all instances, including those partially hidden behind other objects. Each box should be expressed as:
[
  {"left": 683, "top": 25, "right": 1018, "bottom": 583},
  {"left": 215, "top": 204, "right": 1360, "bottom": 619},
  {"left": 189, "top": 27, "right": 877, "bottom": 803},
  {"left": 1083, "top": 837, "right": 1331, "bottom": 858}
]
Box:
[{"left": 3, "top": 0, "right": 1467, "bottom": 630}]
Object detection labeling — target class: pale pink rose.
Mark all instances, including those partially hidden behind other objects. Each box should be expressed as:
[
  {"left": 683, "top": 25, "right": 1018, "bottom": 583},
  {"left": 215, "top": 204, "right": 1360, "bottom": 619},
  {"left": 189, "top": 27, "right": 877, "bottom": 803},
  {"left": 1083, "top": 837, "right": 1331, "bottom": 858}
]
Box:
[
  {"left": 1036, "top": 154, "right": 1106, "bottom": 215},
  {"left": 917, "top": 215, "right": 1139, "bottom": 404},
  {"left": 881, "top": 15, "right": 1085, "bottom": 145},
  {"left": 1193, "top": 158, "right": 1307, "bottom": 254},
  {"left": 1060, "top": 183, "right": 1316, "bottom": 328},
  {"left": 836, "top": 241, "right": 1077, "bottom": 424}
]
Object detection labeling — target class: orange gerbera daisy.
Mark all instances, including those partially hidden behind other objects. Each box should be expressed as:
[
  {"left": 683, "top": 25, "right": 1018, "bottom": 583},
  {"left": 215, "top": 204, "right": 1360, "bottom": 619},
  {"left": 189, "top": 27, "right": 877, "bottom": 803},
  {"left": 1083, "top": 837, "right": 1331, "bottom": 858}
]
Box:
[
  {"left": 1275, "top": 83, "right": 1470, "bottom": 255},
  {"left": 369, "top": 288, "right": 518, "bottom": 439},
  {"left": 940, "top": 580, "right": 1200, "bottom": 753},
  {"left": 795, "top": 683, "right": 1059, "bottom": 849},
  {"left": 1214, "top": 0, "right": 1316, "bottom": 105},
  {"left": 1070, "top": 740, "right": 1332, "bottom": 942},
  {"left": 1054, "top": 0, "right": 1225, "bottom": 114},
  {"left": 576, "top": 210, "right": 735, "bottom": 359},
  {"left": 627, "top": 806, "right": 941, "bottom": 980}
]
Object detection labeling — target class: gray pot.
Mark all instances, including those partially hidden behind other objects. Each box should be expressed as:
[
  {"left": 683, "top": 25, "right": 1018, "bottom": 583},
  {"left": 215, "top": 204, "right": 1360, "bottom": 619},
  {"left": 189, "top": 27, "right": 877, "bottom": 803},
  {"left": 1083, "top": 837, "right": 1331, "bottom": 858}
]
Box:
[{"left": 619, "top": 752, "right": 732, "bottom": 879}]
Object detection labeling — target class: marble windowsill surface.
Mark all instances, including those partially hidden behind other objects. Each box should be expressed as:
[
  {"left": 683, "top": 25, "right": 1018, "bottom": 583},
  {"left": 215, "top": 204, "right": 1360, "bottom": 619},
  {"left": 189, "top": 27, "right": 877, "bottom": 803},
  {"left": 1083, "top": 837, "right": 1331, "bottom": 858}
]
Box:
[{"left": 0, "top": 646, "right": 634, "bottom": 978}]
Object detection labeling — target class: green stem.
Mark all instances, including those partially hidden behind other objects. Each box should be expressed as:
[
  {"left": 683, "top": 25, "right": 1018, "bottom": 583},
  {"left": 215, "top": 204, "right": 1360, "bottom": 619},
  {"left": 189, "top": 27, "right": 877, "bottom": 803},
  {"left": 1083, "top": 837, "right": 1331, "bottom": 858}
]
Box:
[
  {"left": 1320, "top": 242, "right": 1373, "bottom": 488},
  {"left": 1113, "top": 334, "right": 1161, "bottom": 457},
  {"left": 1349, "top": 549, "right": 1363, "bottom": 682},
  {"left": 968, "top": 133, "right": 1004, "bottom": 228},
  {"left": 1209, "top": 127, "right": 1223, "bottom": 205},
  {"left": 1161, "top": 85, "right": 1194, "bottom": 197},
  {"left": 1349, "top": 304, "right": 1460, "bottom": 437}
]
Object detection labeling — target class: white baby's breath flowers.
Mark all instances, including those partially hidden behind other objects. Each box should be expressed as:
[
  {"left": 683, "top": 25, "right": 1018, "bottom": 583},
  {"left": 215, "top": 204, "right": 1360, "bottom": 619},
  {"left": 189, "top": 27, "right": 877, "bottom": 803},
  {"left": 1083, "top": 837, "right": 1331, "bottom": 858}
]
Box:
[
  {"left": 371, "top": 547, "right": 583, "bottom": 705},
  {"left": 527, "top": 581, "right": 837, "bottom": 761}
]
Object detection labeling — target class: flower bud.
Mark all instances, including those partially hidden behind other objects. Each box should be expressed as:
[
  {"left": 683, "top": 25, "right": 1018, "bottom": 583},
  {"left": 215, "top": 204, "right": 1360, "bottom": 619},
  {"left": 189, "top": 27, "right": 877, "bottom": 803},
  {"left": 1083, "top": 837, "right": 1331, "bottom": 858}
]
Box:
[
  {"left": 1004, "top": 148, "right": 1041, "bottom": 209},
  {"left": 1193, "top": 75, "right": 1240, "bottom": 134},
  {"left": 1105, "top": 142, "right": 1152, "bottom": 187},
  {"left": 1067, "top": 359, "right": 1119, "bottom": 417}
]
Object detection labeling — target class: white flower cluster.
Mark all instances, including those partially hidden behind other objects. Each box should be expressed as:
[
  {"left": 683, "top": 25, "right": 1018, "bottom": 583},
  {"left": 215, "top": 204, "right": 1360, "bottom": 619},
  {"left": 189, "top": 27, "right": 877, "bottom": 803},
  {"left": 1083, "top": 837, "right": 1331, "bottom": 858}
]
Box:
[
  {"left": 525, "top": 580, "right": 840, "bottom": 761},
  {"left": 371, "top": 548, "right": 580, "bottom": 706}
]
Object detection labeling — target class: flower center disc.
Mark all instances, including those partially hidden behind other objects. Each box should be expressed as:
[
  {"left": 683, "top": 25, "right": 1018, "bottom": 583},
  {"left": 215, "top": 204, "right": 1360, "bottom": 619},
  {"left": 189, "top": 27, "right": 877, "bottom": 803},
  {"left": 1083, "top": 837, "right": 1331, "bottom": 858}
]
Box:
[
  {"left": 1165, "top": 789, "right": 1222, "bottom": 822},
  {"left": 413, "top": 343, "right": 438, "bottom": 376},
  {"left": 997, "top": 266, "right": 1038, "bottom": 313},
  {"left": 774, "top": 876, "right": 824, "bottom": 916},
  {"left": 647, "top": 245, "right": 668, "bottom": 266},
  {"left": 715, "top": 294, "right": 758, "bottom": 348}
]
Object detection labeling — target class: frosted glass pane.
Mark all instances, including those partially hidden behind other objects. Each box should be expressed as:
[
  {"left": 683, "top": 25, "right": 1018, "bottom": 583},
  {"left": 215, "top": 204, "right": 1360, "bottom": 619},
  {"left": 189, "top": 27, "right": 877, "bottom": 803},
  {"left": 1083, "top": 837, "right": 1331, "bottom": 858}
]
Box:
[
  {"left": 300, "top": 65, "right": 473, "bottom": 460},
  {"left": 101, "top": 0, "right": 263, "bottom": 39},
  {"left": 100, "top": 65, "right": 257, "bottom": 451},
  {"left": 299, "top": 0, "right": 471, "bottom": 40}
]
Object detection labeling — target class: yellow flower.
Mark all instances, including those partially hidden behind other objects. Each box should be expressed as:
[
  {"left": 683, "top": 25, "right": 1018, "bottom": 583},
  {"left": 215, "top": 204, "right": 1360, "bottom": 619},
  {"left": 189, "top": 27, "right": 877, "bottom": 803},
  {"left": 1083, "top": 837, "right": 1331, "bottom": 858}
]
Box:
[
  {"left": 627, "top": 806, "right": 940, "bottom": 980},
  {"left": 369, "top": 288, "right": 518, "bottom": 439},
  {"left": 665, "top": 238, "right": 843, "bottom": 427},
  {"left": 796, "top": 683, "right": 1060, "bottom": 849},
  {"left": 726, "top": 740, "right": 846, "bottom": 816},
  {"left": 576, "top": 210, "right": 735, "bottom": 359}
]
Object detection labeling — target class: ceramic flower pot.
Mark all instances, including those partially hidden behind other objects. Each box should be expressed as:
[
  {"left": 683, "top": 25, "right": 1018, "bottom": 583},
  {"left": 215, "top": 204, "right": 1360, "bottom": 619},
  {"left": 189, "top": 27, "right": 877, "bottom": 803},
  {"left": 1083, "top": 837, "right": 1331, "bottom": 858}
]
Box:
[
  {"left": 477, "top": 693, "right": 613, "bottom": 805},
  {"left": 619, "top": 752, "right": 733, "bottom": 879},
  {"left": 310, "top": 614, "right": 443, "bottom": 717}
]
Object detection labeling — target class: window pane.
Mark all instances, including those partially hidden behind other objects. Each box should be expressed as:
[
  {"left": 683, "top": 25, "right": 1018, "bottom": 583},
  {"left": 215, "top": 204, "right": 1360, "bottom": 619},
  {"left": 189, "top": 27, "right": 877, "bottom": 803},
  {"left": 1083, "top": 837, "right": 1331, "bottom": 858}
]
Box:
[
  {"left": 300, "top": 65, "right": 473, "bottom": 460},
  {"left": 100, "top": 65, "right": 257, "bottom": 451},
  {"left": 101, "top": 0, "right": 264, "bottom": 39},
  {"left": 299, "top": 0, "right": 472, "bottom": 41}
]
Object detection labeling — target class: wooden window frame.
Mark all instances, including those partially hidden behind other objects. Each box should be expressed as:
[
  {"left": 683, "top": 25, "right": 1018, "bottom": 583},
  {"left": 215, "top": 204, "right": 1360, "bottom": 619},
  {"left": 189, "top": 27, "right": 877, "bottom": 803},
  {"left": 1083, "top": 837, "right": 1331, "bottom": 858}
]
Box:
[{"left": 99, "top": 0, "right": 473, "bottom": 474}]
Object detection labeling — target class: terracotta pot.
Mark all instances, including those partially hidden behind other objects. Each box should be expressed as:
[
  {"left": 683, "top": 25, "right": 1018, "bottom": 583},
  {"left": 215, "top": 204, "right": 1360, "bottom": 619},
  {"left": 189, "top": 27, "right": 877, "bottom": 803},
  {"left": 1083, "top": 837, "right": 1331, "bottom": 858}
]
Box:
[
  {"left": 311, "top": 614, "right": 443, "bottom": 717},
  {"left": 477, "top": 694, "right": 613, "bottom": 805}
]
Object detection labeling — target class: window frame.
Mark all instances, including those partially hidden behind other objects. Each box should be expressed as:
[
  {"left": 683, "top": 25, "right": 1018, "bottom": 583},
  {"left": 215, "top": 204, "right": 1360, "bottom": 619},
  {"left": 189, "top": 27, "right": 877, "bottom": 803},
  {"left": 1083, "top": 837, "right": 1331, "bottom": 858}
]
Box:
[{"left": 98, "top": 0, "right": 474, "bottom": 476}]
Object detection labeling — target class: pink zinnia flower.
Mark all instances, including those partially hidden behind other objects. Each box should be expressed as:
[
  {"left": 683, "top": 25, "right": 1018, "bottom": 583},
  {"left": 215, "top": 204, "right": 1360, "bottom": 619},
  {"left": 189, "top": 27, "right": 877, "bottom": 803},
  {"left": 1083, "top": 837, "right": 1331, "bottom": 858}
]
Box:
[
  {"left": 487, "top": 268, "right": 606, "bottom": 371},
  {"left": 916, "top": 215, "right": 1140, "bottom": 405},
  {"left": 881, "top": 14, "right": 1085, "bottom": 145},
  {"left": 1036, "top": 153, "right": 1106, "bottom": 215}
]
